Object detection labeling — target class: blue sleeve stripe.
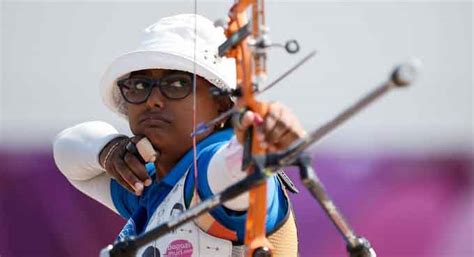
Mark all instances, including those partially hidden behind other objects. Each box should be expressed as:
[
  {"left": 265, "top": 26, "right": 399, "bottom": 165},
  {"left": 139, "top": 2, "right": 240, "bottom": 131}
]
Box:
[
  {"left": 110, "top": 179, "right": 139, "bottom": 220},
  {"left": 195, "top": 142, "right": 289, "bottom": 243},
  {"left": 266, "top": 176, "right": 289, "bottom": 234}
]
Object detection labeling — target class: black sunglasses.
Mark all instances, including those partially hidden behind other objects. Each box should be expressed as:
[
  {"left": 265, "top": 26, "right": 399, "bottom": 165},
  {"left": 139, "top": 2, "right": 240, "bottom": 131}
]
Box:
[{"left": 117, "top": 73, "right": 193, "bottom": 104}]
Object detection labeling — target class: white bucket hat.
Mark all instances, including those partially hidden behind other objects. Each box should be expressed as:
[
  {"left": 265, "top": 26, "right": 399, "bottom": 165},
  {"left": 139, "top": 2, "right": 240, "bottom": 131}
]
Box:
[{"left": 100, "top": 14, "right": 236, "bottom": 118}]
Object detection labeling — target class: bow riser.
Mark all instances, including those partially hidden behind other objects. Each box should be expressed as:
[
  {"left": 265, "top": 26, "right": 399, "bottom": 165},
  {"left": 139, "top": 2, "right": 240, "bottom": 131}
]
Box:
[{"left": 224, "top": 1, "right": 273, "bottom": 256}]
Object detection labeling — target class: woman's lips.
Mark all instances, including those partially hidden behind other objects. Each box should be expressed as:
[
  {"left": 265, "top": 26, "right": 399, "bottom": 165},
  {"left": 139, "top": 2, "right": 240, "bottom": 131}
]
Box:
[
  {"left": 139, "top": 113, "right": 172, "bottom": 127},
  {"left": 141, "top": 118, "right": 170, "bottom": 127}
]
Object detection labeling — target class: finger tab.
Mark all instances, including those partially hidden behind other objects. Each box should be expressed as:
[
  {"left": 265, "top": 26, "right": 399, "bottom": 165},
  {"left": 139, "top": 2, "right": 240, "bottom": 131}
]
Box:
[{"left": 136, "top": 138, "right": 158, "bottom": 163}]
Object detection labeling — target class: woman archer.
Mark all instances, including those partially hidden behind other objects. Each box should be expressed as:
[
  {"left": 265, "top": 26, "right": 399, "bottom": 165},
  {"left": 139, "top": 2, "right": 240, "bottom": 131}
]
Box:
[{"left": 53, "top": 14, "right": 304, "bottom": 257}]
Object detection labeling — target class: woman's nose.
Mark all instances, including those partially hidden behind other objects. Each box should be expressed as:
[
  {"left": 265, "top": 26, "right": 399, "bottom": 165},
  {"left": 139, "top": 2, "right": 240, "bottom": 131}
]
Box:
[{"left": 145, "top": 85, "right": 165, "bottom": 109}]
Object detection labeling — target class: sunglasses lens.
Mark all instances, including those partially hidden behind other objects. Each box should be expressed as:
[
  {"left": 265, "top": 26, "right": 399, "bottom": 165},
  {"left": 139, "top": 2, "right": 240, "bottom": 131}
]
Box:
[
  {"left": 119, "top": 77, "right": 153, "bottom": 103},
  {"left": 160, "top": 74, "right": 192, "bottom": 99}
]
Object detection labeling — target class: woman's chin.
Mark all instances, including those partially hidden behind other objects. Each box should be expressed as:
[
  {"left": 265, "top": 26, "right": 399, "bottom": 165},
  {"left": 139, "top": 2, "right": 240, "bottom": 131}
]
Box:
[{"left": 142, "top": 129, "right": 167, "bottom": 147}]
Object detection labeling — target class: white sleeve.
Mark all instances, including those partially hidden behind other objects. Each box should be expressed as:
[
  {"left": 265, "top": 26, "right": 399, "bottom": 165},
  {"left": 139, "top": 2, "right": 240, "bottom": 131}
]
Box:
[
  {"left": 53, "top": 121, "right": 125, "bottom": 214},
  {"left": 207, "top": 136, "right": 249, "bottom": 211}
]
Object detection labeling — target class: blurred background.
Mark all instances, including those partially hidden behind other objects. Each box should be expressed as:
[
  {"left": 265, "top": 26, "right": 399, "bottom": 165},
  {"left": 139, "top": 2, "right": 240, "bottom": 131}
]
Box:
[{"left": 1, "top": 1, "right": 472, "bottom": 257}]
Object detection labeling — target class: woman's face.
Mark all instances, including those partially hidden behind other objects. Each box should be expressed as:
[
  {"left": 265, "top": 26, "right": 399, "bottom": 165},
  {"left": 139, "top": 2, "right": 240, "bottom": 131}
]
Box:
[{"left": 126, "top": 69, "right": 226, "bottom": 171}]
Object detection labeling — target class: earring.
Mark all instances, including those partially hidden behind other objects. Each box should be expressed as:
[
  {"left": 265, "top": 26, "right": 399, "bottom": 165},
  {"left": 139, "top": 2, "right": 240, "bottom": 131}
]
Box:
[{"left": 215, "top": 121, "right": 225, "bottom": 130}]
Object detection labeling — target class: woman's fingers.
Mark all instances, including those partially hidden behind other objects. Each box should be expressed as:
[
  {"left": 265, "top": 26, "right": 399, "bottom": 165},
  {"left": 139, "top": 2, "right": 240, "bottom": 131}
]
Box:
[
  {"left": 103, "top": 140, "right": 136, "bottom": 194},
  {"left": 269, "top": 105, "right": 306, "bottom": 147},
  {"left": 123, "top": 152, "right": 152, "bottom": 186},
  {"left": 264, "top": 103, "right": 286, "bottom": 144},
  {"left": 114, "top": 158, "right": 145, "bottom": 196},
  {"left": 101, "top": 135, "right": 157, "bottom": 195},
  {"left": 234, "top": 110, "right": 263, "bottom": 144},
  {"left": 239, "top": 111, "right": 263, "bottom": 129},
  {"left": 106, "top": 168, "right": 136, "bottom": 193},
  {"left": 234, "top": 102, "right": 306, "bottom": 151}
]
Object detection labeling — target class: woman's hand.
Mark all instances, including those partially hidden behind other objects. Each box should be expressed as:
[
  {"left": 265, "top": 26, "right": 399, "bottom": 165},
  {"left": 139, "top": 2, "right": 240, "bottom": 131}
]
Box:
[
  {"left": 234, "top": 102, "right": 306, "bottom": 152},
  {"left": 99, "top": 136, "right": 152, "bottom": 196}
]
